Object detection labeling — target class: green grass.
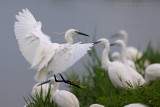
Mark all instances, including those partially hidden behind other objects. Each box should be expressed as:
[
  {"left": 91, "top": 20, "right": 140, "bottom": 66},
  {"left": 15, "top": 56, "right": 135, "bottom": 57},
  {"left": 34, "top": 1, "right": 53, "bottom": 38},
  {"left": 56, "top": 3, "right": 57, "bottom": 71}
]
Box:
[
  {"left": 66, "top": 41, "right": 160, "bottom": 107},
  {"left": 97, "top": 81, "right": 160, "bottom": 107},
  {"left": 24, "top": 41, "right": 160, "bottom": 107},
  {"left": 24, "top": 86, "right": 58, "bottom": 107}
]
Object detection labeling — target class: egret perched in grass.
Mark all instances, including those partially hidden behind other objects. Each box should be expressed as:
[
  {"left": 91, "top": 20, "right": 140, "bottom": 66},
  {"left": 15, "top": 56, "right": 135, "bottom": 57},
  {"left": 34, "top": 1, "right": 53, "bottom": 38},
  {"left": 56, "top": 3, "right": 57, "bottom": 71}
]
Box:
[
  {"left": 32, "top": 83, "right": 51, "bottom": 101},
  {"left": 110, "top": 30, "right": 143, "bottom": 60},
  {"left": 89, "top": 104, "right": 105, "bottom": 107},
  {"left": 110, "top": 40, "right": 146, "bottom": 86},
  {"left": 124, "top": 103, "right": 148, "bottom": 107},
  {"left": 145, "top": 63, "right": 160, "bottom": 84},
  {"left": 38, "top": 76, "right": 79, "bottom": 107},
  {"left": 94, "top": 38, "right": 135, "bottom": 88},
  {"left": 14, "top": 9, "right": 93, "bottom": 83},
  {"left": 110, "top": 39, "right": 136, "bottom": 70},
  {"left": 94, "top": 38, "right": 145, "bottom": 88},
  {"left": 111, "top": 52, "right": 121, "bottom": 62}
]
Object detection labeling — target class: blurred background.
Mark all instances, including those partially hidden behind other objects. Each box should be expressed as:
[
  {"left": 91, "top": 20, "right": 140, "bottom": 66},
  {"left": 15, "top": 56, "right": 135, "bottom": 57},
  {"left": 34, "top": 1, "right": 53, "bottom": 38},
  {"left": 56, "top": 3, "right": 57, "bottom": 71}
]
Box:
[{"left": 0, "top": 0, "right": 160, "bottom": 106}]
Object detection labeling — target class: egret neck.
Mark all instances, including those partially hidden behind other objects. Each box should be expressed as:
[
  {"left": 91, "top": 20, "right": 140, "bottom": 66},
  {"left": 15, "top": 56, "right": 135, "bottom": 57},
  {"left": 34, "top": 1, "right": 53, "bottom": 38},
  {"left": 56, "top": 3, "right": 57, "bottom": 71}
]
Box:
[
  {"left": 51, "top": 82, "right": 59, "bottom": 94},
  {"left": 101, "top": 43, "right": 111, "bottom": 70},
  {"left": 120, "top": 41, "right": 128, "bottom": 64},
  {"left": 65, "top": 31, "right": 74, "bottom": 44},
  {"left": 122, "top": 31, "right": 128, "bottom": 45}
]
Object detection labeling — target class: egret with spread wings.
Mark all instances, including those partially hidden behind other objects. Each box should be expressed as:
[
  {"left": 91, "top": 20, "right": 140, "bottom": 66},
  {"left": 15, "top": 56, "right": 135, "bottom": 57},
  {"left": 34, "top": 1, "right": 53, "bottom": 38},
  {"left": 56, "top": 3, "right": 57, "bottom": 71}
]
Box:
[{"left": 14, "top": 9, "right": 93, "bottom": 85}]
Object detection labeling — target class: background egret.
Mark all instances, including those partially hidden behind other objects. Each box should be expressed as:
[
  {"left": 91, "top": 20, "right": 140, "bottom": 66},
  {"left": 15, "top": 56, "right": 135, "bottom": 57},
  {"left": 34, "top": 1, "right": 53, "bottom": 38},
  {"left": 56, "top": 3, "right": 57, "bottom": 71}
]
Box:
[
  {"left": 94, "top": 38, "right": 135, "bottom": 89},
  {"left": 111, "top": 52, "right": 121, "bottom": 62},
  {"left": 145, "top": 63, "right": 160, "bottom": 84},
  {"left": 110, "top": 39, "right": 136, "bottom": 70},
  {"left": 89, "top": 104, "right": 105, "bottom": 107},
  {"left": 110, "top": 30, "right": 143, "bottom": 60},
  {"left": 124, "top": 103, "right": 148, "bottom": 107}
]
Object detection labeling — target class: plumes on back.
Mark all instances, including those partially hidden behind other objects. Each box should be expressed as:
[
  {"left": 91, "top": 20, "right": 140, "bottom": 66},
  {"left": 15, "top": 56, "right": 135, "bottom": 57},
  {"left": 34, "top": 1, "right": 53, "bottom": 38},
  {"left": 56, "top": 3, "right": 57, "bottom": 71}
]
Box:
[
  {"left": 108, "top": 61, "right": 134, "bottom": 88},
  {"left": 53, "top": 90, "right": 79, "bottom": 107}
]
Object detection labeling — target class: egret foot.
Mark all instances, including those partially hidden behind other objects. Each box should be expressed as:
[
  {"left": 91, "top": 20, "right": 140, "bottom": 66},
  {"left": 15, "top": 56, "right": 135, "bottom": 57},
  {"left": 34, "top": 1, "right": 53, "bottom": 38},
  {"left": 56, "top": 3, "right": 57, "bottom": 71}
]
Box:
[
  {"left": 68, "top": 80, "right": 80, "bottom": 84},
  {"left": 80, "top": 86, "right": 87, "bottom": 89},
  {"left": 54, "top": 74, "right": 86, "bottom": 89}
]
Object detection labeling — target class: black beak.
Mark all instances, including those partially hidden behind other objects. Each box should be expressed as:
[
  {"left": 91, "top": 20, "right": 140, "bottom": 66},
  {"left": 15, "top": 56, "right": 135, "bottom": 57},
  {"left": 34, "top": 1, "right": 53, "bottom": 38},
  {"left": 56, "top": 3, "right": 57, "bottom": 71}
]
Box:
[
  {"left": 110, "top": 43, "right": 117, "bottom": 46},
  {"left": 77, "top": 31, "right": 89, "bottom": 37},
  {"left": 94, "top": 41, "right": 101, "bottom": 45},
  {"left": 37, "top": 80, "right": 51, "bottom": 86}
]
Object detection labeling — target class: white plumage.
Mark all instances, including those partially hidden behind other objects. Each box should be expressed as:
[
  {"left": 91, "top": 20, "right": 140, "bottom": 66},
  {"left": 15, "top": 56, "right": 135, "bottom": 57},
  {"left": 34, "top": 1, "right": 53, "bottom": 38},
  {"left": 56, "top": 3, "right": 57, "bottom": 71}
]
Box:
[
  {"left": 124, "top": 103, "right": 148, "bottom": 107},
  {"left": 31, "top": 77, "right": 79, "bottom": 107},
  {"left": 40, "top": 77, "right": 79, "bottom": 107},
  {"left": 111, "top": 39, "right": 136, "bottom": 70},
  {"left": 32, "top": 83, "right": 51, "bottom": 101},
  {"left": 113, "top": 30, "right": 143, "bottom": 60},
  {"left": 89, "top": 104, "right": 105, "bottom": 107},
  {"left": 111, "top": 40, "right": 146, "bottom": 87},
  {"left": 145, "top": 63, "right": 160, "bottom": 84},
  {"left": 14, "top": 9, "right": 93, "bottom": 82},
  {"left": 95, "top": 38, "right": 145, "bottom": 89},
  {"left": 111, "top": 52, "right": 121, "bottom": 62},
  {"left": 94, "top": 38, "right": 134, "bottom": 88}
]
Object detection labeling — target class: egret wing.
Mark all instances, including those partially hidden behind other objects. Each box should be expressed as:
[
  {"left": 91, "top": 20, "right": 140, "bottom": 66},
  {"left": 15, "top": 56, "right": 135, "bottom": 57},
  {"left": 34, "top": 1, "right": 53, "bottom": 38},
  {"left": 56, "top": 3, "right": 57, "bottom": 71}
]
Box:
[
  {"left": 70, "top": 42, "right": 93, "bottom": 66},
  {"left": 14, "top": 8, "right": 52, "bottom": 67},
  {"left": 47, "top": 42, "right": 93, "bottom": 74}
]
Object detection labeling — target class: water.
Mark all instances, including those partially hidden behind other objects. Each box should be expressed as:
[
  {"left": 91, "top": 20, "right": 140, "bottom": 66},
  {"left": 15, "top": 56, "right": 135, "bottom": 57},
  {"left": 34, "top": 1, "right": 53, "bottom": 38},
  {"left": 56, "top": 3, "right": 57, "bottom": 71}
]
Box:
[{"left": 0, "top": 0, "right": 160, "bottom": 106}]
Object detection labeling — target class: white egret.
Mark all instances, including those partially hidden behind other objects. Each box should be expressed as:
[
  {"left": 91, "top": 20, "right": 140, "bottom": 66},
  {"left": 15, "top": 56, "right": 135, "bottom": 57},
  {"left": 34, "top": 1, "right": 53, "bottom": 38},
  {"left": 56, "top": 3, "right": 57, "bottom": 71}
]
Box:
[
  {"left": 110, "top": 40, "right": 136, "bottom": 70},
  {"left": 94, "top": 38, "right": 135, "bottom": 88},
  {"left": 145, "top": 63, "right": 160, "bottom": 84},
  {"left": 124, "top": 103, "right": 148, "bottom": 107},
  {"left": 38, "top": 77, "right": 79, "bottom": 107},
  {"left": 89, "top": 104, "right": 105, "bottom": 107},
  {"left": 14, "top": 9, "right": 93, "bottom": 83},
  {"left": 111, "top": 52, "right": 121, "bottom": 62},
  {"left": 94, "top": 38, "right": 145, "bottom": 88},
  {"left": 110, "top": 40, "right": 146, "bottom": 87},
  {"left": 110, "top": 30, "right": 143, "bottom": 60},
  {"left": 32, "top": 83, "right": 51, "bottom": 101}
]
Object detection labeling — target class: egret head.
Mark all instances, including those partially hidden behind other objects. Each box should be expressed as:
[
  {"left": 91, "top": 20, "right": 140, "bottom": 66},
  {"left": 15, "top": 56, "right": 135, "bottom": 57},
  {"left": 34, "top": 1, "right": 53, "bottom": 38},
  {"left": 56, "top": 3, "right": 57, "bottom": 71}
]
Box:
[
  {"left": 37, "top": 77, "right": 56, "bottom": 86},
  {"left": 111, "top": 52, "right": 121, "bottom": 61},
  {"left": 66, "top": 29, "right": 89, "bottom": 36},
  {"left": 109, "top": 30, "right": 128, "bottom": 44},
  {"left": 65, "top": 29, "right": 89, "bottom": 44},
  {"left": 119, "top": 30, "right": 128, "bottom": 37},
  {"left": 110, "top": 39, "right": 125, "bottom": 47},
  {"left": 94, "top": 38, "right": 110, "bottom": 48}
]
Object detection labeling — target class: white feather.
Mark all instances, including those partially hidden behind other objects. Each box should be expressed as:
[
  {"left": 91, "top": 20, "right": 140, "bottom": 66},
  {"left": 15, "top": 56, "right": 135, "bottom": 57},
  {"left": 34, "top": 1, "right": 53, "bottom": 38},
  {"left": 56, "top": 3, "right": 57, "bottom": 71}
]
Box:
[
  {"left": 89, "top": 104, "right": 104, "bottom": 107},
  {"left": 124, "top": 103, "right": 148, "bottom": 107},
  {"left": 145, "top": 63, "right": 160, "bottom": 84}
]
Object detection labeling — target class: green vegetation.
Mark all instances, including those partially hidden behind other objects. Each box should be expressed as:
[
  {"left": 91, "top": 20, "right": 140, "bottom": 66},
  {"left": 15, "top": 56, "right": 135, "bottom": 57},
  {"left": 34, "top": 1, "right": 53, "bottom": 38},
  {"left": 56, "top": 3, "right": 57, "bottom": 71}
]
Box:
[
  {"left": 24, "top": 86, "right": 58, "bottom": 107},
  {"left": 24, "top": 41, "right": 160, "bottom": 107},
  {"left": 67, "top": 41, "right": 160, "bottom": 107}
]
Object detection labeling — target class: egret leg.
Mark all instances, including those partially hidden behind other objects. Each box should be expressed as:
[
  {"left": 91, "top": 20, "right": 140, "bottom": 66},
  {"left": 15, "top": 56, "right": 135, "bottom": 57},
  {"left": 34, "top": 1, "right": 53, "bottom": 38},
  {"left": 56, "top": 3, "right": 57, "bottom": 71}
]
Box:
[
  {"left": 58, "top": 74, "right": 87, "bottom": 89},
  {"left": 59, "top": 74, "right": 79, "bottom": 84},
  {"left": 53, "top": 74, "right": 76, "bottom": 83}
]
